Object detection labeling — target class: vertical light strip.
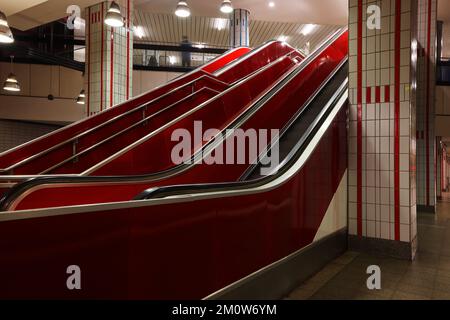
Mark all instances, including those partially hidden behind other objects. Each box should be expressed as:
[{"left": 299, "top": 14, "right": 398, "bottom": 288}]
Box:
[{"left": 357, "top": 0, "right": 363, "bottom": 237}]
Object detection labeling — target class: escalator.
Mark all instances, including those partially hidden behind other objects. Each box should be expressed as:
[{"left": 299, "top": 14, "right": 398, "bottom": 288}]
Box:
[
  {"left": 0, "top": 42, "right": 302, "bottom": 192},
  {"left": 0, "top": 29, "right": 348, "bottom": 299},
  {"left": 0, "top": 29, "right": 346, "bottom": 211}
]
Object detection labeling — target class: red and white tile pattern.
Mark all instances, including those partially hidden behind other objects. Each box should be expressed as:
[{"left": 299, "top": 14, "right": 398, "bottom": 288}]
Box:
[
  {"left": 348, "top": 0, "right": 418, "bottom": 244},
  {"left": 84, "top": 0, "right": 134, "bottom": 117}
]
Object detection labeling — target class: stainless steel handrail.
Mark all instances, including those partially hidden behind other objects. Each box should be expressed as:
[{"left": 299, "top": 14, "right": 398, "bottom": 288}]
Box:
[
  {"left": 0, "top": 74, "right": 228, "bottom": 174},
  {"left": 40, "top": 87, "right": 221, "bottom": 174},
  {"left": 0, "top": 46, "right": 247, "bottom": 160}
]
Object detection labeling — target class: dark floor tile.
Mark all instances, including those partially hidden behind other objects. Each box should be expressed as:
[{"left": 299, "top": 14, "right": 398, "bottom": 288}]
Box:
[
  {"left": 395, "top": 282, "right": 433, "bottom": 298},
  {"left": 392, "top": 291, "right": 430, "bottom": 300},
  {"left": 431, "top": 290, "right": 450, "bottom": 300}
]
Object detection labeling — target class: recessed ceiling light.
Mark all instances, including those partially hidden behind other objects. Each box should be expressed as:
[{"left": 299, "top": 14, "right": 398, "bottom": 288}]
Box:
[
  {"left": 268, "top": 2, "right": 275, "bottom": 8},
  {"left": 134, "top": 26, "right": 145, "bottom": 39},
  {"left": 300, "top": 24, "right": 317, "bottom": 36},
  {"left": 277, "top": 35, "right": 288, "bottom": 42}
]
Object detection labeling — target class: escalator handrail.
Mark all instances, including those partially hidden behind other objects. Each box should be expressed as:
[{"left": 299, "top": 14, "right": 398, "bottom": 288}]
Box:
[
  {"left": 134, "top": 71, "right": 348, "bottom": 200},
  {"left": 0, "top": 49, "right": 298, "bottom": 182},
  {"left": 237, "top": 57, "right": 348, "bottom": 181},
  {"left": 39, "top": 87, "right": 222, "bottom": 175},
  {"left": 0, "top": 46, "right": 247, "bottom": 160},
  {"left": 213, "top": 40, "right": 297, "bottom": 77},
  {"left": 0, "top": 28, "right": 346, "bottom": 211},
  {"left": 0, "top": 74, "right": 228, "bottom": 174},
  {"left": 80, "top": 52, "right": 300, "bottom": 175},
  {"left": 0, "top": 43, "right": 293, "bottom": 174}
]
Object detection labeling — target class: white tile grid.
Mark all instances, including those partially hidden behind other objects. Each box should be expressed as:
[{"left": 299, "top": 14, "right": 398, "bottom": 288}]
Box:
[
  {"left": 348, "top": 0, "right": 417, "bottom": 242},
  {"left": 85, "top": 2, "right": 133, "bottom": 115}
]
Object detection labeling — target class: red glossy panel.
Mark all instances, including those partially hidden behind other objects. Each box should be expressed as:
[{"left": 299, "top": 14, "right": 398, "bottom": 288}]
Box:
[
  {"left": 8, "top": 31, "right": 347, "bottom": 210},
  {"left": 0, "top": 106, "right": 347, "bottom": 299},
  {"left": 201, "top": 47, "right": 251, "bottom": 74},
  {"left": 50, "top": 89, "right": 218, "bottom": 174},
  {"left": 216, "top": 42, "right": 302, "bottom": 84},
  {"left": 91, "top": 56, "right": 297, "bottom": 176}
]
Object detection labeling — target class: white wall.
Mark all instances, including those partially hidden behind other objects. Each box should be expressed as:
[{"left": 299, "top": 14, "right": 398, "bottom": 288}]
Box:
[
  {"left": 0, "top": 62, "right": 185, "bottom": 124},
  {"left": 132, "top": 70, "right": 183, "bottom": 98}
]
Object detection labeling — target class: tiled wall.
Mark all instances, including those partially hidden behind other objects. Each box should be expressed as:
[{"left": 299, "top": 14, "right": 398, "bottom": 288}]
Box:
[
  {"left": 416, "top": 0, "right": 437, "bottom": 210},
  {"left": 0, "top": 120, "right": 61, "bottom": 153},
  {"left": 348, "top": 0, "right": 417, "bottom": 246},
  {"left": 84, "top": 0, "right": 133, "bottom": 117}
]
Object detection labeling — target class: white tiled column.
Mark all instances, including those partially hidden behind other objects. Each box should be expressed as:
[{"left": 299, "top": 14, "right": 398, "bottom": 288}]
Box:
[
  {"left": 84, "top": 0, "right": 133, "bottom": 117},
  {"left": 348, "top": 0, "right": 418, "bottom": 260},
  {"left": 230, "top": 9, "right": 250, "bottom": 48},
  {"left": 416, "top": 0, "right": 437, "bottom": 212}
]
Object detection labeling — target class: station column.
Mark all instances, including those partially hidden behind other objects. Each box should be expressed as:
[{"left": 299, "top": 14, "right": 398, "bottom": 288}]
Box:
[
  {"left": 230, "top": 9, "right": 250, "bottom": 48},
  {"left": 84, "top": 0, "right": 133, "bottom": 117},
  {"left": 348, "top": 0, "right": 420, "bottom": 260},
  {"left": 416, "top": 0, "right": 438, "bottom": 213}
]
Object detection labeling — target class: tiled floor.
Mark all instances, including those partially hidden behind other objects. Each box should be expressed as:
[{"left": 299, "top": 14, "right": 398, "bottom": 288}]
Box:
[{"left": 286, "top": 193, "right": 450, "bottom": 300}]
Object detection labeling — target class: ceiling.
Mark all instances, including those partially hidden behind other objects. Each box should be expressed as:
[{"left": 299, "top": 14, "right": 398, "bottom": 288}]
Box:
[
  {"left": 135, "top": 0, "right": 348, "bottom": 25},
  {"left": 0, "top": 0, "right": 448, "bottom": 52},
  {"left": 438, "top": 0, "right": 450, "bottom": 22},
  {"left": 0, "top": 0, "right": 99, "bottom": 30},
  {"left": 134, "top": 12, "right": 340, "bottom": 50},
  {"left": 0, "top": 0, "right": 48, "bottom": 16},
  {"left": 1, "top": 0, "right": 348, "bottom": 31}
]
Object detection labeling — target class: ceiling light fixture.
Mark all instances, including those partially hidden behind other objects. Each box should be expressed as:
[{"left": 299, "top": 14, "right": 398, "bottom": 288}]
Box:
[
  {"left": 175, "top": 1, "right": 191, "bottom": 18},
  {"left": 268, "top": 2, "right": 275, "bottom": 8},
  {"left": 134, "top": 26, "right": 145, "bottom": 39},
  {"left": 3, "top": 56, "right": 20, "bottom": 92},
  {"left": 300, "top": 24, "right": 317, "bottom": 36},
  {"left": 0, "top": 11, "right": 14, "bottom": 44},
  {"left": 105, "top": 1, "right": 124, "bottom": 27},
  {"left": 220, "top": 0, "right": 233, "bottom": 14},
  {"left": 277, "top": 35, "right": 288, "bottom": 43},
  {"left": 76, "top": 89, "right": 85, "bottom": 105}
]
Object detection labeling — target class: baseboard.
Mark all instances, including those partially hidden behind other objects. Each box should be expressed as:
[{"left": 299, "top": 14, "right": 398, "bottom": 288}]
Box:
[
  {"left": 348, "top": 235, "right": 417, "bottom": 261},
  {"left": 417, "top": 205, "right": 436, "bottom": 213},
  {"left": 205, "top": 228, "right": 348, "bottom": 300}
]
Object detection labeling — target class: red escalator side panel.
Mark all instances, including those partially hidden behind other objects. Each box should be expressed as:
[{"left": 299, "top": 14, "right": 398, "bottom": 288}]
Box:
[
  {"left": 0, "top": 105, "right": 347, "bottom": 299},
  {"left": 90, "top": 56, "right": 297, "bottom": 176},
  {"left": 8, "top": 31, "right": 347, "bottom": 211},
  {"left": 0, "top": 48, "right": 250, "bottom": 171},
  {"left": 201, "top": 47, "right": 251, "bottom": 74}
]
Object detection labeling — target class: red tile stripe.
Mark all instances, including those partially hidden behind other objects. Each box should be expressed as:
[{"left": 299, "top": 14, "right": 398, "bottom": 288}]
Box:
[
  {"left": 394, "top": 0, "right": 401, "bottom": 241},
  {"left": 357, "top": 0, "right": 363, "bottom": 237},
  {"left": 425, "top": 0, "right": 432, "bottom": 206},
  {"left": 364, "top": 86, "right": 391, "bottom": 103},
  {"left": 366, "top": 87, "right": 372, "bottom": 104}
]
